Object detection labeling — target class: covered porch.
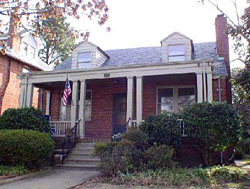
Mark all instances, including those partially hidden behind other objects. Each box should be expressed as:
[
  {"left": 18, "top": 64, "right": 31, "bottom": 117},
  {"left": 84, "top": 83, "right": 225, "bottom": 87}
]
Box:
[{"left": 20, "top": 60, "right": 213, "bottom": 140}]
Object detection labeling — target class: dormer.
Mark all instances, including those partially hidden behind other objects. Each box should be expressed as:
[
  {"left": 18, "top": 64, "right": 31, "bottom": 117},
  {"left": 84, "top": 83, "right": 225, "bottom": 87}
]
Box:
[
  {"left": 71, "top": 42, "right": 109, "bottom": 69},
  {"left": 161, "top": 32, "right": 193, "bottom": 62}
]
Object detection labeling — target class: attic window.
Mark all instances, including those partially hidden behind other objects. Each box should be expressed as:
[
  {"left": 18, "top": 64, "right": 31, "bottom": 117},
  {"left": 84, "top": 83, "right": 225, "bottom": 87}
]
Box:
[
  {"left": 77, "top": 52, "right": 91, "bottom": 69},
  {"left": 168, "top": 45, "right": 185, "bottom": 62}
]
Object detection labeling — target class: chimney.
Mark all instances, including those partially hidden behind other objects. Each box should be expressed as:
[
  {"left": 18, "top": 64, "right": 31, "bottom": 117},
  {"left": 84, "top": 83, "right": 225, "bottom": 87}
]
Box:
[
  {"left": 8, "top": 14, "right": 20, "bottom": 53},
  {"left": 215, "top": 14, "right": 230, "bottom": 75}
]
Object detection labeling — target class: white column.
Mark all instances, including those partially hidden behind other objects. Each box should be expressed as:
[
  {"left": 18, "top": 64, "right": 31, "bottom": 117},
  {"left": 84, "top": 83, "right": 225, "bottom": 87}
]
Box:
[
  {"left": 196, "top": 72, "right": 203, "bottom": 103},
  {"left": 136, "top": 76, "right": 143, "bottom": 125},
  {"left": 20, "top": 84, "right": 25, "bottom": 108},
  {"left": 71, "top": 81, "right": 79, "bottom": 127},
  {"left": 26, "top": 83, "right": 33, "bottom": 107},
  {"left": 45, "top": 90, "right": 51, "bottom": 115},
  {"left": 207, "top": 72, "right": 213, "bottom": 102},
  {"left": 203, "top": 71, "right": 207, "bottom": 102},
  {"left": 79, "top": 79, "right": 86, "bottom": 138},
  {"left": 126, "top": 76, "right": 134, "bottom": 126}
]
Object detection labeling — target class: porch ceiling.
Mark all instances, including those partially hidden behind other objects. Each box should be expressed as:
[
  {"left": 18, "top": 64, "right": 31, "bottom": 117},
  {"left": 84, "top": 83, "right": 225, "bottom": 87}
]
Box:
[{"left": 35, "top": 81, "right": 65, "bottom": 90}]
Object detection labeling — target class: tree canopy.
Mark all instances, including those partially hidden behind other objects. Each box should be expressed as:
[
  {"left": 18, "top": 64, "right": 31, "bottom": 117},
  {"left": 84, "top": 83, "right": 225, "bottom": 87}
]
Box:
[
  {"left": 0, "top": 0, "right": 109, "bottom": 54},
  {"left": 34, "top": 16, "right": 75, "bottom": 65}
]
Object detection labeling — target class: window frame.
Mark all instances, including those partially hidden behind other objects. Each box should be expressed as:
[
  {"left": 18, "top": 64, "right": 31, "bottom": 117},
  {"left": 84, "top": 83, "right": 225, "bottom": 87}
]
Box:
[
  {"left": 156, "top": 85, "right": 196, "bottom": 114},
  {"left": 168, "top": 44, "right": 186, "bottom": 62},
  {"left": 29, "top": 46, "right": 36, "bottom": 59},
  {"left": 77, "top": 52, "right": 92, "bottom": 69},
  {"left": 21, "top": 42, "right": 28, "bottom": 56},
  {"left": 83, "top": 90, "right": 92, "bottom": 121}
]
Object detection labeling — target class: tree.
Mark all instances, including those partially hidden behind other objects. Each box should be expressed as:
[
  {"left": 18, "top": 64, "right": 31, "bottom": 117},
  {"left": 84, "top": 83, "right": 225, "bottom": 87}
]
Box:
[
  {"left": 0, "top": 0, "right": 109, "bottom": 54},
  {"left": 202, "top": 0, "right": 250, "bottom": 99},
  {"left": 34, "top": 16, "right": 75, "bottom": 65}
]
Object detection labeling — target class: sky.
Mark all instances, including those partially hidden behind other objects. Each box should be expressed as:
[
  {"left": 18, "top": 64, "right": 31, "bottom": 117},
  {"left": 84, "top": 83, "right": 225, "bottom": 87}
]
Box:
[{"left": 70, "top": 0, "right": 248, "bottom": 68}]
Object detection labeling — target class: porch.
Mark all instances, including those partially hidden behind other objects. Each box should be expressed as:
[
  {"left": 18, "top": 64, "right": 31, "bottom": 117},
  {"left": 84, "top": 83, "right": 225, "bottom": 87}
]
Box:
[{"left": 20, "top": 60, "right": 213, "bottom": 140}]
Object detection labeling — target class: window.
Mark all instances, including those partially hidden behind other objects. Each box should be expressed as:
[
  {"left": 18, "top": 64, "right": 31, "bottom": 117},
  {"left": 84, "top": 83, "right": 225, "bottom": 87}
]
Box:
[
  {"left": 85, "top": 91, "right": 92, "bottom": 121},
  {"left": 157, "top": 86, "right": 195, "bottom": 114},
  {"left": 21, "top": 42, "right": 28, "bottom": 56},
  {"left": 178, "top": 87, "right": 195, "bottom": 112},
  {"left": 168, "top": 45, "right": 185, "bottom": 62},
  {"left": 157, "top": 88, "right": 174, "bottom": 113},
  {"left": 29, "top": 46, "right": 36, "bottom": 59},
  {"left": 77, "top": 52, "right": 91, "bottom": 69}
]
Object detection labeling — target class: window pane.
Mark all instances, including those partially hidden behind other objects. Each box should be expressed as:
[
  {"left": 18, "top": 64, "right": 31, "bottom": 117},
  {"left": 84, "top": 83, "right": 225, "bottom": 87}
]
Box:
[
  {"left": 21, "top": 42, "right": 28, "bottom": 56},
  {"left": 169, "top": 56, "right": 185, "bottom": 62},
  {"left": 29, "top": 46, "right": 36, "bottom": 59},
  {"left": 158, "top": 88, "right": 174, "bottom": 113},
  {"left": 78, "top": 52, "right": 91, "bottom": 63},
  {"left": 178, "top": 88, "right": 195, "bottom": 112},
  {"left": 168, "top": 45, "right": 185, "bottom": 56}
]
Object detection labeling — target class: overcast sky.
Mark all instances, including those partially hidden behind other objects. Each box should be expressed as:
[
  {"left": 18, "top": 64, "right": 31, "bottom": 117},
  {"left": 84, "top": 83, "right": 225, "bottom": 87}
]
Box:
[{"left": 70, "top": 0, "right": 247, "bottom": 68}]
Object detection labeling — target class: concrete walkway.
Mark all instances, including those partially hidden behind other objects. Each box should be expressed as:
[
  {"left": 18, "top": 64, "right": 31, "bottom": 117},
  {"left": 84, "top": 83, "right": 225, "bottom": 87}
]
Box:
[{"left": 0, "top": 168, "right": 100, "bottom": 189}]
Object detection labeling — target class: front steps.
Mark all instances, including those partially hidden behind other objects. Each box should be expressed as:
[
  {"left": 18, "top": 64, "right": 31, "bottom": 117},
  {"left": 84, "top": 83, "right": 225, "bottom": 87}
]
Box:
[{"left": 57, "top": 142, "right": 100, "bottom": 170}]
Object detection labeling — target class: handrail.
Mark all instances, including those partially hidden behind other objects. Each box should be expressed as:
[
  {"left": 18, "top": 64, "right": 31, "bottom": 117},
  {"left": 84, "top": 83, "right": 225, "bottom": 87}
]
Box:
[{"left": 60, "top": 119, "right": 81, "bottom": 164}]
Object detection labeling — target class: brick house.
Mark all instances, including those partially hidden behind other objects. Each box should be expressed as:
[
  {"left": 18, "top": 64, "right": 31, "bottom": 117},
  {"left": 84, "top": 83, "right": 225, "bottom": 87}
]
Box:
[
  {"left": 0, "top": 30, "right": 51, "bottom": 114},
  {"left": 20, "top": 15, "right": 231, "bottom": 141}
]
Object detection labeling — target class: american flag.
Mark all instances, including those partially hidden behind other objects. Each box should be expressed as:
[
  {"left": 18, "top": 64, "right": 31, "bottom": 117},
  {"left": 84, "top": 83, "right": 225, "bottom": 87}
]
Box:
[{"left": 62, "top": 77, "right": 71, "bottom": 106}]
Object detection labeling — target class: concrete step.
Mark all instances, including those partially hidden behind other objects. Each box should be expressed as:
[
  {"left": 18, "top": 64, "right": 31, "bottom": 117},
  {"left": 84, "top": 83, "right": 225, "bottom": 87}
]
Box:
[
  {"left": 64, "top": 159, "right": 100, "bottom": 166},
  {"left": 71, "top": 148, "right": 95, "bottom": 154},
  {"left": 68, "top": 153, "right": 99, "bottom": 159},
  {"left": 75, "top": 143, "right": 96, "bottom": 148},
  {"left": 56, "top": 164, "right": 99, "bottom": 171}
]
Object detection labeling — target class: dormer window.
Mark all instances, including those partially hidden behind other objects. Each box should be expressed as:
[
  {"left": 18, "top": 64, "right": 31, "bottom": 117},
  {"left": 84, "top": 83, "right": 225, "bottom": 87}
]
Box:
[
  {"left": 77, "top": 52, "right": 91, "bottom": 69},
  {"left": 168, "top": 45, "right": 186, "bottom": 62}
]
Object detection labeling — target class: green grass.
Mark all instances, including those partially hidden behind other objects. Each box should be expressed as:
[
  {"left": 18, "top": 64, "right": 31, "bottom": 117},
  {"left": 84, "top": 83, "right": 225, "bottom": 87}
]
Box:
[
  {"left": 0, "top": 165, "right": 30, "bottom": 177},
  {"left": 107, "top": 166, "right": 248, "bottom": 187}
]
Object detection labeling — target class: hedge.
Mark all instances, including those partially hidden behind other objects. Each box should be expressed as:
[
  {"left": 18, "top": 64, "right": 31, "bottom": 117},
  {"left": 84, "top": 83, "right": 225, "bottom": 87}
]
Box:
[{"left": 0, "top": 130, "right": 54, "bottom": 169}]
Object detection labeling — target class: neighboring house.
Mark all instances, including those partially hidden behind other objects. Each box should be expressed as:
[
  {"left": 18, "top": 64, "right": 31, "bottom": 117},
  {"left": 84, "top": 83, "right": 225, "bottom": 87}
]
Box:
[
  {"left": 20, "top": 15, "right": 231, "bottom": 141},
  {"left": 0, "top": 29, "right": 51, "bottom": 114}
]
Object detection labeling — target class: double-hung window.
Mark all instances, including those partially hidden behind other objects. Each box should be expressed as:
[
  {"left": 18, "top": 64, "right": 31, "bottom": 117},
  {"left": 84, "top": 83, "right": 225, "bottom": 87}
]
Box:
[
  {"left": 77, "top": 52, "right": 91, "bottom": 69},
  {"left": 168, "top": 45, "right": 186, "bottom": 62},
  {"left": 157, "top": 86, "right": 195, "bottom": 114}
]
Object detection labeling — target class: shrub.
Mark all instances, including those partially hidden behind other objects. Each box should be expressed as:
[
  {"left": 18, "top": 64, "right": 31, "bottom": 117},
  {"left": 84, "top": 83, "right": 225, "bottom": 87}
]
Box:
[
  {"left": 122, "top": 128, "right": 148, "bottom": 149},
  {"left": 0, "top": 165, "right": 29, "bottom": 176},
  {"left": 0, "top": 130, "right": 54, "bottom": 169},
  {"left": 144, "top": 144, "right": 176, "bottom": 170},
  {"left": 0, "top": 108, "right": 50, "bottom": 133},
  {"left": 140, "top": 113, "right": 181, "bottom": 146},
  {"left": 111, "top": 166, "right": 247, "bottom": 187},
  {"left": 182, "top": 103, "right": 242, "bottom": 166}
]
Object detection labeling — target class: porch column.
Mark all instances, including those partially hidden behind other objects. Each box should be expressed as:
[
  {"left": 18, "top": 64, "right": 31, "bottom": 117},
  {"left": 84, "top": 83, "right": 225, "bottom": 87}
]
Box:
[
  {"left": 136, "top": 76, "right": 143, "bottom": 125},
  {"left": 203, "top": 71, "right": 207, "bottom": 102},
  {"left": 207, "top": 72, "right": 213, "bottom": 102},
  {"left": 26, "top": 83, "right": 34, "bottom": 107},
  {"left": 20, "top": 84, "right": 26, "bottom": 108},
  {"left": 71, "top": 80, "right": 79, "bottom": 127},
  {"left": 196, "top": 72, "right": 203, "bottom": 103},
  {"left": 45, "top": 90, "right": 51, "bottom": 115},
  {"left": 79, "top": 79, "right": 86, "bottom": 138},
  {"left": 126, "top": 76, "right": 134, "bottom": 127}
]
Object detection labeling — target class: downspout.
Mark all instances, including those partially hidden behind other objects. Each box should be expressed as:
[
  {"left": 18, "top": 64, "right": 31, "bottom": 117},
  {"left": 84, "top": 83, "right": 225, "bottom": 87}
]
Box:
[{"left": 218, "top": 77, "right": 222, "bottom": 102}]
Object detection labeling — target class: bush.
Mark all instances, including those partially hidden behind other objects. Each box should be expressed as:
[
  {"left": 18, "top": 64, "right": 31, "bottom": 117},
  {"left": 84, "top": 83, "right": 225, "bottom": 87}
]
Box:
[
  {"left": 0, "top": 108, "right": 50, "bottom": 133},
  {"left": 140, "top": 113, "right": 181, "bottom": 146},
  {"left": 0, "top": 165, "right": 29, "bottom": 177},
  {"left": 144, "top": 144, "right": 176, "bottom": 170},
  {"left": 0, "top": 130, "right": 54, "bottom": 169},
  {"left": 122, "top": 128, "right": 148, "bottom": 149},
  {"left": 182, "top": 103, "right": 242, "bottom": 166}
]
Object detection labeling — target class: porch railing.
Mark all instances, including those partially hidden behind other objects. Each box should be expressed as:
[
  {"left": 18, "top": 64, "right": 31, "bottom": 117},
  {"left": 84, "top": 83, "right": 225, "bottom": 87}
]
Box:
[{"left": 50, "top": 121, "right": 72, "bottom": 136}]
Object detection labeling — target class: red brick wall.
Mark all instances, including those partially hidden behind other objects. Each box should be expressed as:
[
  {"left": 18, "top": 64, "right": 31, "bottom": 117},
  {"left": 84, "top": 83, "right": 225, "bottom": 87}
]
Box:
[
  {"left": 215, "top": 15, "right": 232, "bottom": 103},
  {"left": 50, "top": 90, "right": 60, "bottom": 121},
  {"left": 0, "top": 54, "right": 40, "bottom": 114},
  {"left": 212, "top": 77, "right": 228, "bottom": 102}
]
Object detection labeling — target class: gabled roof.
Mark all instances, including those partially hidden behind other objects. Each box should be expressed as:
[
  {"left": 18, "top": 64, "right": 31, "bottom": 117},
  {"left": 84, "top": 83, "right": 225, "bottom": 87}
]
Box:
[
  {"left": 161, "top": 32, "right": 192, "bottom": 43},
  {"left": 55, "top": 42, "right": 227, "bottom": 76}
]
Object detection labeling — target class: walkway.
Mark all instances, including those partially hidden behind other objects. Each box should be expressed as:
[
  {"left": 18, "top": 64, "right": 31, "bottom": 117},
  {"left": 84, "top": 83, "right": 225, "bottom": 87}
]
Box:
[{"left": 1, "top": 168, "right": 100, "bottom": 189}]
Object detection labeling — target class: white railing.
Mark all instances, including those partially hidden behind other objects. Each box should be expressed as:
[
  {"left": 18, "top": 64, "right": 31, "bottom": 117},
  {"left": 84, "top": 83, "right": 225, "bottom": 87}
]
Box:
[{"left": 50, "top": 121, "right": 72, "bottom": 136}]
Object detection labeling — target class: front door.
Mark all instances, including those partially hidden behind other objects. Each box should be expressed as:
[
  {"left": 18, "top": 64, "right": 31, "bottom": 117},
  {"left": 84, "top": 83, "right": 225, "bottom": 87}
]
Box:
[{"left": 113, "top": 93, "right": 127, "bottom": 134}]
